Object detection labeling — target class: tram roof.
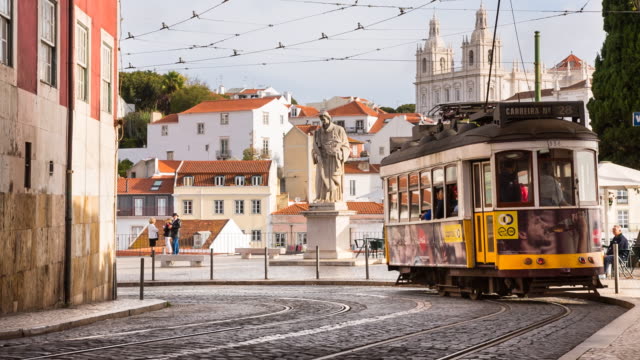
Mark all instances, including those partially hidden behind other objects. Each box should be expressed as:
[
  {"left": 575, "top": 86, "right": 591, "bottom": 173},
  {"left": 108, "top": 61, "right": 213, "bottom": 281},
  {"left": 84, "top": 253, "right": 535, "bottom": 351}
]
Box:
[{"left": 381, "top": 101, "right": 598, "bottom": 167}]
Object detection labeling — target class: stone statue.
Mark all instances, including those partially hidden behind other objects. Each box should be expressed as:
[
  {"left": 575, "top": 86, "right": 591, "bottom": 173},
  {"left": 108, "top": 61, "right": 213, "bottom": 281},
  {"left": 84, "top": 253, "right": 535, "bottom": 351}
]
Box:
[{"left": 312, "top": 111, "right": 351, "bottom": 203}]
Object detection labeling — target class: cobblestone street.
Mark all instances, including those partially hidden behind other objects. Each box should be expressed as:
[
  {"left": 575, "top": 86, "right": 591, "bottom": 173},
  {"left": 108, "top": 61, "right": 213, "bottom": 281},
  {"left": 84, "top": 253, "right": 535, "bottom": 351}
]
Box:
[{"left": 0, "top": 286, "right": 625, "bottom": 359}]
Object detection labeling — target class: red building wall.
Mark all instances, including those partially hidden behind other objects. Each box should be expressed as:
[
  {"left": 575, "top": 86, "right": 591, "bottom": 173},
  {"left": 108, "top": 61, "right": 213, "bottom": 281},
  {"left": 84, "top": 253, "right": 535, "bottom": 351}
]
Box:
[{"left": 17, "top": 1, "right": 38, "bottom": 94}]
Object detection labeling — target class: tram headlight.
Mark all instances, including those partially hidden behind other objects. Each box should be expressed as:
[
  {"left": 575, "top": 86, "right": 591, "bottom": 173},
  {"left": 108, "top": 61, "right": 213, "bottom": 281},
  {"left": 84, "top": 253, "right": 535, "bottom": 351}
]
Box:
[
  {"left": 587, "top": 257, "right": 595, "bottom": 264},
  {"left": 524, "top": 258, "right": 533, "bottom": 265},
  {"left": 578, "top": 257, "right": 586, "bottom": 264},
  {"left": 536, "top": 258, "right": 545, "bottom": 265}
]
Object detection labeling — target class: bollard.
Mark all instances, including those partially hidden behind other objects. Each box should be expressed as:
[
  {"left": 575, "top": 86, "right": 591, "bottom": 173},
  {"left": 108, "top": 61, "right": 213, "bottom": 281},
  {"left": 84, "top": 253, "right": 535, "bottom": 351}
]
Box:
[
  {"left": 365, "top": 239, "right": 370, "bottom": 280},
  {"left": 614, "top": 243, "right": 619, "bottom": 294},
  {"left": 151, "top": 248, "right": 155, "bottom": 281},
  {"left": 264, "top": 247, "right": 269, "bottom": 280},
  {"left": 316, "top": 245, "right": 320, "bottom": 279},
  {"left": 210, "top": 248, "right": 214, "bottom": 280},
  {"left": 140, "top": 257, "right": 144, "bottom": 300}
]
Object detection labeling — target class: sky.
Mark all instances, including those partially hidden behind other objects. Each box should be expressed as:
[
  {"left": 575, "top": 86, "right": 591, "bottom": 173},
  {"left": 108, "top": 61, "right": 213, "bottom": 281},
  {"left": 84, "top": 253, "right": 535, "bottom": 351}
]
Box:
[{"left": 120, "top": 0, "right": 606, "bottom": 108}]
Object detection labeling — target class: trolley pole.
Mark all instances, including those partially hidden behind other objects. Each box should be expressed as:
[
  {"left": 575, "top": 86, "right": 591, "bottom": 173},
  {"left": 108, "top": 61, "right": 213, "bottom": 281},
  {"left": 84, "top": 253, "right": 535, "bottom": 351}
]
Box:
[
  {"left": 315, "top": 246, "right": 320, "bottom": 279},
  {"left": 264, "top": 247, "right": 269, "bottom": 280},
  {"left": 614, "top": 243, "right": 619, "bottom": 294},
  {"left": 365, "top": 239, "right": 370, "bottom": 280},
  {"left": 151, "top": 249, "right": 155, "bottom": 281},
  {"left": 210, "top": 248, "right": 214, "bottom": 280},
  {"left": 534, "top": 31, "right": 541, "bottom": 102},
  {"left": 139, "top": 257, "right": 144, "bottom": 300}
]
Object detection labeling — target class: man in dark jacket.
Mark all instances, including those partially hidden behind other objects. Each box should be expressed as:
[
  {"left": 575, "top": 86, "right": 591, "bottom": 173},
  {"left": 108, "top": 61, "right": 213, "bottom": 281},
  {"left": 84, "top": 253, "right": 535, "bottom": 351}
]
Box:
[
  {"left": 604, "top": 225, "right": 629, "bottom": 277},
  {"left": 171, "top": 213, "right": 182, "bottom": 254}
]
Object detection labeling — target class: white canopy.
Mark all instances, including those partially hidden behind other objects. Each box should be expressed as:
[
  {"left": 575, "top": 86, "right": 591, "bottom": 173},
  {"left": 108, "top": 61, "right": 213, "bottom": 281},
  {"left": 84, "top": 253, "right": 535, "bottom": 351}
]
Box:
[{"left": 598, "top": 162, "right": 640, "bottom": 188}]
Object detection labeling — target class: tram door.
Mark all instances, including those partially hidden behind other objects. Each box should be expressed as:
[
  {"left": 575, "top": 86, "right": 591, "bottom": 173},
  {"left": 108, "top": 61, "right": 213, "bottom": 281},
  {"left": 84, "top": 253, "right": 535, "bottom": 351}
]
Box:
[{"left": 473, "top": 161, "right": 496, "bottom": 264}]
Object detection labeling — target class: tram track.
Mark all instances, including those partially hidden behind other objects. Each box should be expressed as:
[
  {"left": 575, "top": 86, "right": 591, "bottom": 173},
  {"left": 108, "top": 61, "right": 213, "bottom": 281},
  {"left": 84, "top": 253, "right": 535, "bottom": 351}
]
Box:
[{"left": 21, "top": 297, "right": 352, "bottom": 359}]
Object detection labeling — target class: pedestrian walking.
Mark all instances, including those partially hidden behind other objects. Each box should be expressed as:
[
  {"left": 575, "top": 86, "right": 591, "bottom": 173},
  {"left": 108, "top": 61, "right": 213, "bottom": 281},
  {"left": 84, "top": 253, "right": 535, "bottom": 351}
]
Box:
[
  {"left": 163, "top": 218, "right": 173, "bottom": 254},
  {"left": 171, "top": 213, "right": 182, "bottom": 255},
  {"left": 148, "top": 218, "right": 159, "bottom": 252}
]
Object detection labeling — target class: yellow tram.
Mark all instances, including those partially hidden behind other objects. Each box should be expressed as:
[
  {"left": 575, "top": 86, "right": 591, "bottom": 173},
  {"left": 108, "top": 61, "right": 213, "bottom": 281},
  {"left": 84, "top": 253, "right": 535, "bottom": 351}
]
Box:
[{"left": 380, "top": 101, "right": 603, "bottom": 298}]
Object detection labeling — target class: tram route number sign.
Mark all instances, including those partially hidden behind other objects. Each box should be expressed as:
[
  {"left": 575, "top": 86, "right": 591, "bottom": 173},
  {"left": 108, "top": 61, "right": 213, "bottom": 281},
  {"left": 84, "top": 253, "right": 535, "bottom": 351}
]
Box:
[
  {"left": 633, "top": 112, "right": 640, "bottom": 127},
  {"left": 495, "top": 211, "right": 519, "bottom": 240}
]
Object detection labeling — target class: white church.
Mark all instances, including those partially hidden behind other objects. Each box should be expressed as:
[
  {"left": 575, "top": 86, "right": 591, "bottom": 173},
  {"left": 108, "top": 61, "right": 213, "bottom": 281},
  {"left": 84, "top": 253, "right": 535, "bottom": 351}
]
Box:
[{"left": 415, "top": 5, "right": 595, "bottom": 119}]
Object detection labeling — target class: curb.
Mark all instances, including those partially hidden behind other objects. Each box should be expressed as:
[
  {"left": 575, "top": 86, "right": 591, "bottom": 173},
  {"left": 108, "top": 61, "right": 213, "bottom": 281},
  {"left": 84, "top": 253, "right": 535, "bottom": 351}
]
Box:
[
  {"left": 118, "top": 280, "right": 400, "bottom": 287},
  {"left": 0, "top": 301, "right": 169, "bottom": 340}
]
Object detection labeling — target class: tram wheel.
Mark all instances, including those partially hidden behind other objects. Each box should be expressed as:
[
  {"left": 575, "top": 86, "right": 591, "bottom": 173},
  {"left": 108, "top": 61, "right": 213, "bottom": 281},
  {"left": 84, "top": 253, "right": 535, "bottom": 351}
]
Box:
[{"left": 469, "top": 289, "right": 482, "bottom": 301}]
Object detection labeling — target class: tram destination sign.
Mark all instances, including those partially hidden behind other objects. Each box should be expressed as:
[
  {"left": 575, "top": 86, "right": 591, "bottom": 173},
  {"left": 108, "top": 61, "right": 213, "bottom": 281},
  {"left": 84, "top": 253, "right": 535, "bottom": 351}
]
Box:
[{"left": 496, "top": 101, "right": 585, "bottom": 127}]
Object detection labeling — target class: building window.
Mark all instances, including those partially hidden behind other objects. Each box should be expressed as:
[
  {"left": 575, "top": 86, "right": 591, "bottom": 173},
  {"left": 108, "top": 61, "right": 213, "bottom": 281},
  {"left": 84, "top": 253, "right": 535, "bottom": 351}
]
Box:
[
  {"left": 252, "top": 175, "right": 263, "bottom": 186},
  {"left": 262, "top": 138, "right": 269, "bottom": 157},
  {"left": 0, "top": 0, "right": 12, "bottom": 66},
  {"left": 219, "top": 138, "right": 229, "bottom": 157},
  {"left": 350, "top": 179, "right": 356, "bottom": 196},
  {"left": 433, "top": 90, "right": 440, "bottom": 104},
  {"left": 251, "top": 230, "right": 261, "bottom": 243},
  {"left": 234, "top": 175, "right": 245, "bottom": 186},
  {"left": 421, "top": 58, "right": 426, "bottom": 73},
  {"left": 263, "top": 112, "right": 269, "bottom": 125},
  {"left": 297, "top": 232, "right": 307, "bottom": 245},
  {"left": 280, "top": 115, "right": 284, "bottom": 124},
  {"left": 214, "top": 175, "right": 225, "bottom": 186},
  {"left": 252, "top": 200, "right": 261, "bottom": 214},
  {"left": 235, "top": 200, "right": 244, "bottom": 214},
  {"left": 183, "top": 176, "right": 194, "bottom": 186},
  {"left": 618, "top": 210, "right": 629, "bottom": 229},
  {"left": 455, "top": 88, "right": 460, "bottom": 101},
  {"left": 166, "top": 151, "right": 174, "bottom": 160},
  {"left": 161, "top": 125, "right": 168, "bottom": 136},
  {"left": 101, "top": 43, "right": 112, "bottom": 113},
  {"left": 379, "top": 146, "right": 385, "bottom": 156},
  {"left": 421, "top": 93, "right": 426, "bottom": 107},
  {"left": 214, "top": 200, "right": 224, "bottom": 214},
  {"left": 336, "top": 120, "right": 345, "bottom": 128},
  {"left": 76, "top": 22, "right": 88, "bottom": 101},
  {"left": 468, "top": 50, "right": 474, "bottom": 66},
  {"left": 488, "top": 49, "right": 493, "bottom": 64},
  {"left": 468, "top": 87, "right": 473, "bottom": 100},
  {"left": 157, "top": 198, "right": 167, "bottom": 216},
  {"left": 440, "top": 57, "right": 445, "bottom": 72},
  {"left": 150, "top": 180, "right": 162, "bottom": 191},
  {"left": 24, "top": 142, "right": 31, "bottom": 189},
  {"left": 197, "top": 122, "right": 205, "bottom": 134},
  {"left": 220, "top": 113, "right": 229, "bottom": 125},
  {"left": 40, "top": 0, "right": 56, "bottom": 86},
  {"left": 134, "top": 198, "right": 143, "bottom": 216},
  {"left": 274, "top": 233, "right": 286, "bottom": 247},
  {"left": 356, "top": 120, "right": 364, "bottom": 132},
  {"left": 444, "top": 88, "right": 450, "bottom": 102},
  {"left": 183, "top": 200, "right": 193, "bottom": 215},
  {"left": 617, "top": 190, "right": 628, "bottom": 204}
]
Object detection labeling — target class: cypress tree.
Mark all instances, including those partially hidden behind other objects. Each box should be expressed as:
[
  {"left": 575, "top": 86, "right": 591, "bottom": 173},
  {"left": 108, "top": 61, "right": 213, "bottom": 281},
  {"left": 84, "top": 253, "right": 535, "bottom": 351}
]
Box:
[{"left": 587, "top": 0, "right": 640, "bottom": 168}]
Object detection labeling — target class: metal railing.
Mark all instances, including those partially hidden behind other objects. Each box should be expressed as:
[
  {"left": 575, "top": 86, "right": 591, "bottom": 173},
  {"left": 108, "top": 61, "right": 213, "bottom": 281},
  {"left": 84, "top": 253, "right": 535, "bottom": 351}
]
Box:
[{"left": 117, "top": 206, "right": 173, "bottom": 217}]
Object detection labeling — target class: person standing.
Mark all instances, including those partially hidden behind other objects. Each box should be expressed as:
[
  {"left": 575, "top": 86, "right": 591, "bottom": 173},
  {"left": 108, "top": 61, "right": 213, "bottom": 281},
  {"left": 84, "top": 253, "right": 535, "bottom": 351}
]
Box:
[
  {"left": 163, "top": 218, "right": 173, "bottom": 254},
  {"left": 171, "top": 213, "right": 182, "bottom": 254},
  {"left": 604, "top": 225, "right": 629, "bottom": 277},
  {"left": 147, "top": 218, "right": 159, "bottom": 253},
  {"left": 312, "top": 111, "right": 351, "bottom": 203}
]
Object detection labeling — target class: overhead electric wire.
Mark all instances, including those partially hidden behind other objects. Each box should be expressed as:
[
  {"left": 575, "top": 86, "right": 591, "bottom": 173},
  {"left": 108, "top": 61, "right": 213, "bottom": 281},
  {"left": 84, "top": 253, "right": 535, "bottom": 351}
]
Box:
[
  {"left": 509, "top": 0, "right": 530, "bottom": 94},
  {"left": 485, "top": 0, "right": 501, "bottom": 110}
]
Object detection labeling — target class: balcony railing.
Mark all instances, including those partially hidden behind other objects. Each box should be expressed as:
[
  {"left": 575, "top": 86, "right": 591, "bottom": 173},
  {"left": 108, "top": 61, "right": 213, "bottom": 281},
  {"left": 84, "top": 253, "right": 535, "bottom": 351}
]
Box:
[
  {"left": 117, "top": 206, "right": 173, "bottom": 217},
  {"left": 216, "top": 150, "right": 231, "bottom": 160}
]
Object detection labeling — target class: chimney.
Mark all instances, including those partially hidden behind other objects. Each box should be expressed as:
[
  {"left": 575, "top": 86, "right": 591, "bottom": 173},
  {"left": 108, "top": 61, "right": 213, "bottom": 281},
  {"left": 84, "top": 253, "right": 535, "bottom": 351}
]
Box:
[
  {"left": 283, "top": 91, "right": 292, "bottom": 104},
  {"left": 218, "top": 84, "right": 225, "bottom": 94},
  {"left": 151, "top": 112, "right": 163, "bottom": 122}
]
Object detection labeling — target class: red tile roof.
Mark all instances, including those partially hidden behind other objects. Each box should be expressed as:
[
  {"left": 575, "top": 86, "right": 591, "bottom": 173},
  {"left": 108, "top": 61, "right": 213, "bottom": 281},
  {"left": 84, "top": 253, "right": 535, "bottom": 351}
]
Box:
[
  {"left": 239, "top": 88, "right": 265, "bottom": 94},
  {"left": 118, "top": 177, "right": 174, "bottom": 194},
  {"left": 153, "top": 113, "right": 179, "bottom": 124},
  {"left": 348, "top": 137, "right": 364, "bottom": 144},
  {"left": 328, "top": 101, "right": 379, "bottom": 117},
  {"left": 368, "top": 113, "right": 423, "bottom": 134},
  {"left": 158, "top": 160, "right": 181, "bottom": 173},
  {"left": 296, "top": 124, "right": 319, "bottom": 134},
  {"left": 272, "top": 202, "right": 384, "bottom": 215},
  {"left": 295, "top": 105, "right": 320, "bottom": 117},
  {"left": 181, "top": 98, "right": 275, "bottom": 114},
  {"left": 177, "top": 160, "right": 271, "bottom": 187},
  {"left": 551, "top": 54, "right": 594, "bottom": 71},
  {"left": 345, "top": 161, "right": 380, "bottom": 174}
]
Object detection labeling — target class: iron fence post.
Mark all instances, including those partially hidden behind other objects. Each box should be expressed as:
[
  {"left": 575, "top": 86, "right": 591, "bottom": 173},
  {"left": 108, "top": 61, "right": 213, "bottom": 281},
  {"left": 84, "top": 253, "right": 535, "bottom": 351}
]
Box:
[
  {"left": 264, "top": 247, "right": 269, "bottom": 280},
  {"left": 139, "top": 257, "right": 144, "bottom": 300},
  {"left": 614, "top": 243, "right": 619, "bottom": 294},
  {"left": 316, "top": 245, "right": 320, "bottom": 279},
  {"left": 151, "top": 248, "right": 155, "bottom": 281},
  {"left": 210, "top": 248, "right": 214, "bottom": 280},
  {"left": 365, "top": 239, "right": 370, "bottom": 280}
]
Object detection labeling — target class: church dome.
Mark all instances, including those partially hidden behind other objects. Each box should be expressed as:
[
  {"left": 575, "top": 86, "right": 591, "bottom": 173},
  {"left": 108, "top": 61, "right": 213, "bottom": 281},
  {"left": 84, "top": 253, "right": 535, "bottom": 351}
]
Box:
[{"left": 470, "top": 5, "right": 491, "bottom": 43}]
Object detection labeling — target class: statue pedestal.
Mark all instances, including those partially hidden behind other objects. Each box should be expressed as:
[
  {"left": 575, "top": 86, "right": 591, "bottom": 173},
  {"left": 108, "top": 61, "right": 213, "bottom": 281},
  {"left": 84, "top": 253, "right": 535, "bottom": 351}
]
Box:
[{"left": 302, "top": 202, "right": 356, "bottom": 259}]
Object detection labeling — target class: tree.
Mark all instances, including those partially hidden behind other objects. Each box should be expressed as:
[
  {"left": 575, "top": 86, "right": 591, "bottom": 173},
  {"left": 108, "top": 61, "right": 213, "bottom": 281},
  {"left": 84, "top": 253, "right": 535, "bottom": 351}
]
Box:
[
  {"left": 170, "top": 81, "right": 227, "bottom": 113},
  {"left": 162, "top": 71, "right": 186, "bottom": 94},
  {"left": 587, "top": 0, "right": 640, "bottom": 168},
  {"left": 119, "top": 71, "right": 164, "bottom": 111},
  {"left": 120, "top": 111, "right": 151, "bottom": 148},
  {"left": 395, "top": 104, "right": 416, "bottom": 113},
  {"left": 379, "top": 106, "right": 396, "bottom": 113},
  {"left": 118, "top": 159, "right": 134, "bottom": 178},
  {"left": 242, "top": 147, "right": 260, "bottom": 160}
]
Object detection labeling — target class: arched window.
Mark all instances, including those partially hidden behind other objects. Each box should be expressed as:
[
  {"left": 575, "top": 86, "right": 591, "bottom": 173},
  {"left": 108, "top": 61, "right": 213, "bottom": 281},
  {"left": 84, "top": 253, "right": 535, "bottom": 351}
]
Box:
[
  {"left": 488, "top": 49, "right": 493, "bottom": 64},
  {"left": 422, "top": 58, "right": 427, "bottom": 73},
  {"left": 468, "top": 87, "right": 473, "bottom": 100},
  {"left": 468, "top": 50, "right": 474, "bottom": 66},
  {"left": 440, "top": 57, "right": 446, "bottom": 72}
]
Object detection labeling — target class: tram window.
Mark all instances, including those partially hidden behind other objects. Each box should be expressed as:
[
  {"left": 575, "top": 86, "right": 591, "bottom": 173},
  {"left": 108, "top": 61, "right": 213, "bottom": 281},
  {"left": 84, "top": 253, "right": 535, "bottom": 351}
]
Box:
[
  {"left": 420, "top": 170, "right": 432, "bottom": 220},
  {"left": 483, "top": 163, "right": 493, "bottom": 207},
  {"left": 576, "top": 151, "right": 597, "bottom": 203},
  {"left": 389, "top": 193, "right": 399, "bottom": 222},
  {"left": 409, "top": 172, "right": 419, "bottom": 190},
  {"left": 538, "top": 149, "right": 574, "bottom": 206},
  {"left": 433, "top": 168, "right": 444, "bottom": 185},
  {"left": 400, "top": 192, "right": 409, "bottom": 221},
  {"left": 434, "top": 187, "right": 444, "bottom": 219},
  {"left": 388, "top": 176, "right": 397, "bottom": 193},
  {"left": 496, "top": 151, "right": 533, "bottom": 207},
  {"left": 399, "top": 175, "right": 408, "bottom": 192},
  {"left": 473, "top": 164, "right": 482, "bottom": 208},
  {"left": 445, "top": 165, "right": 458, "bottom": 217},
  {"left": 410, "top": 191, "right": 421, "bottom": 221},
  {"left": 420, "top": 171, "right": 431, "bottom": 188}
]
